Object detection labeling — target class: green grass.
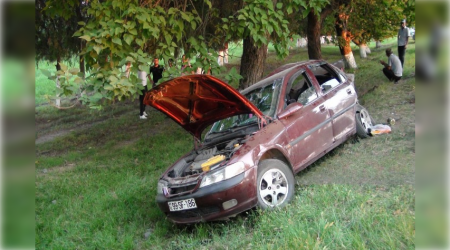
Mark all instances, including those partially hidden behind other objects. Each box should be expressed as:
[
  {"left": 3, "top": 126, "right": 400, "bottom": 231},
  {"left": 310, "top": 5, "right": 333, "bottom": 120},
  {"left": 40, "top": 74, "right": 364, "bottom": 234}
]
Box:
[{"left": 35, "top": 40, "right": 415, "bottom": 249}]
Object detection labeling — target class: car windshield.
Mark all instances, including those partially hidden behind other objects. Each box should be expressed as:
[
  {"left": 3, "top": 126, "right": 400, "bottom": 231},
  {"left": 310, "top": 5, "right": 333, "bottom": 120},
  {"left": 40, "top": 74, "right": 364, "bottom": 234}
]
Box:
[{"left": 207, "top": 78, "right": 282, "bottom": 134}]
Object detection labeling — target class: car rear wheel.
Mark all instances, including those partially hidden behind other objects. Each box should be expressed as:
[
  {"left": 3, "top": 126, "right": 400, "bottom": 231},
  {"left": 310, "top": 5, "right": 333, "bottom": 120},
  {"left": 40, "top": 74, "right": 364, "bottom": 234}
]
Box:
[
  {"left": 355, "top": 104, "right": 374, "bottom": 138},
  {"left": 257, "top": 159, "right": 295, "bottom": 209}
]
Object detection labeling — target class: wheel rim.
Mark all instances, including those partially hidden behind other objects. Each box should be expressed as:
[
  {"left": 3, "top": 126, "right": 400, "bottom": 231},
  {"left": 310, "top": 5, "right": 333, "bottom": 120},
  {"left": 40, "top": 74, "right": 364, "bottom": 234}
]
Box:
[
  {"left": 359, "top": 109, "right": 373, "bottom": 132},
  {"left": 258, "top": 169, "right": 289, "bottom": 207}
]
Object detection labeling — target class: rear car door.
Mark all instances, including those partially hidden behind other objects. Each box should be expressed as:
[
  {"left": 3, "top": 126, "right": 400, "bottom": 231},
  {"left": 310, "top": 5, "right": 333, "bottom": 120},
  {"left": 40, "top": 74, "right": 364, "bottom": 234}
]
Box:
[
  {"left": 308, "top": 63, "right": 357, "bottom": 142},
  {"left": 279, "top": 70, "right": 334, "bottom": 172}
]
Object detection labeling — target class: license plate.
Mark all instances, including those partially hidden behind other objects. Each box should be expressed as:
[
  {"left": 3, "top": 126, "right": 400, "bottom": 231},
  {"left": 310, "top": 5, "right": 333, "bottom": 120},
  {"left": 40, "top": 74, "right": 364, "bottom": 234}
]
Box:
[{"left": 168, "top": 198, "right": 197, "bottom": 211}]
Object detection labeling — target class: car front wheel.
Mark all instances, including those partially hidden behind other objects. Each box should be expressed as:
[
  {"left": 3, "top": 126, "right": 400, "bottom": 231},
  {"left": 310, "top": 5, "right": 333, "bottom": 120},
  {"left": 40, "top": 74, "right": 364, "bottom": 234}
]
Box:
[
  {"left": 257, "top": 159, "right": 295, "bottom": 209},
  {"left": 355, "top": 104, "right": 374, "bottom": 138}
]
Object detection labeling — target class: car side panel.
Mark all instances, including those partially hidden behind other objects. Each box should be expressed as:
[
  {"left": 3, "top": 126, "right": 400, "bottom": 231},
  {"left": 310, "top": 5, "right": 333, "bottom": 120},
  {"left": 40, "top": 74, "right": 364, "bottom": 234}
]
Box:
[
  {"left": 322, "top": 81, "right": 357, "bottom": 141},
  {"left": 279, "top": 96, "right": 334, "bottom": 172}
]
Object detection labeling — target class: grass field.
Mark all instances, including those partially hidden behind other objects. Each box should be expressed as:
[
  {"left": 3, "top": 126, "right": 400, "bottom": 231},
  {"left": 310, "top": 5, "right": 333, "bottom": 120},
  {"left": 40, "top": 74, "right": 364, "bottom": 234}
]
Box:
[{"left": 35, "top": 40, "right": 415, "bottom": 249}]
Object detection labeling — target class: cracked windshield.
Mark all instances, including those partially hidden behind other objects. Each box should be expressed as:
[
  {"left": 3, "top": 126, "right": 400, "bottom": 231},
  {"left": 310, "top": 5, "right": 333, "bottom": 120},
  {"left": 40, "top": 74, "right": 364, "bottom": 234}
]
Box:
[{"left": 209, "top": 78, "right": 282, "bottom": 133}]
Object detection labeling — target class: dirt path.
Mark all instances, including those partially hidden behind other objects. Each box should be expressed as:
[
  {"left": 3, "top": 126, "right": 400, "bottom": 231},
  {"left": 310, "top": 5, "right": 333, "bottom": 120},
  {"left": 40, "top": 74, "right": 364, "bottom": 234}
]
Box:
[{"left": 35, "top": 119, "right": 108, "bottom": 144}]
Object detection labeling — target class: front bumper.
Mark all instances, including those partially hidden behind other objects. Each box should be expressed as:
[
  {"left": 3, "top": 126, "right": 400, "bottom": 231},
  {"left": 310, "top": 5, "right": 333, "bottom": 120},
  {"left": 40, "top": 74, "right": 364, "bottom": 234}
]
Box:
[{"left": 156, "top": 167, "right": 257, "bottom": 224}]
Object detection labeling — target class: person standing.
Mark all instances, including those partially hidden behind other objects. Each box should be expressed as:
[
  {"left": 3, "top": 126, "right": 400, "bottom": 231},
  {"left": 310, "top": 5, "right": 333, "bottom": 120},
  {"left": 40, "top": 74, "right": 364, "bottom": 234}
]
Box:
[
  {"left": 397, "top": 19, "right": 409, "bottom": 67},
  {"left": 181, "top": 55, "right": 194, "bottom": 75},
  {"left": 149, "top": 58, "right": 164, "bottom": 88},
  {"left": 138, "top": 70, "right": 148, "bottom": 119},
  {"left": 380, "top": 48, "right": 402, "bottom": 83},
  {"left": 224, "top": 42, "right": 229, "bottom": 64}
]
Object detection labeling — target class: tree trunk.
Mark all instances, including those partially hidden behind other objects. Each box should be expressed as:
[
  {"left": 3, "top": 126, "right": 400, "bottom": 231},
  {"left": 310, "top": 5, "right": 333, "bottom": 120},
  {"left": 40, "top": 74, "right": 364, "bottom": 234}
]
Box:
[
  {"left": 359, "top": 44, "right": 368, "bottom": 58},
  {"left": 375, "top": 40, "right": 381, "bottom": 48},
  {"left": 174, "top": 47, "right": 180, "bottom": 60},
  {"left": 76, "top": 4, "right": 85, "bottom": 79},
  {"left": 218, "top": 50, "right": 224, "bottom": 66},
  {"left": 239, "top": 36, "right": 268, "bottom": 90},
  {"left": 335, "top": 13, "right": 357, "bottom": 69},
  {"left": 55, "top": 57, "right": 61, "bottom": 108},
  {"left": 339, "top": 32, "right": 357, "bottom": 68},
  {"left": 344, "top": 52, "right": 357, "bottom": 68},
  {"left": 79, "top": 40, "right": 85, "bottom": 79},
  {"left": 307, "top": 10, "right": 322, "bottom": 59}
]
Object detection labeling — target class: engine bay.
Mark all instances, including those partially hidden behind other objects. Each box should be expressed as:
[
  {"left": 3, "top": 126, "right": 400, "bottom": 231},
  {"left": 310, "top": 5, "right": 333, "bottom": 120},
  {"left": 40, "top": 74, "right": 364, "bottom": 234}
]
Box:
[{"left": 168, "top": 136, "right": 246, "bottom": 178}]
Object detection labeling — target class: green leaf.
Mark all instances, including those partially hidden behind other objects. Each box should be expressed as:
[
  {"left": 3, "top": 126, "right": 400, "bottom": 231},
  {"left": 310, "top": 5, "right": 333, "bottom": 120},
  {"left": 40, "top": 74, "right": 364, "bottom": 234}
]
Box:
[
  {"left": 93, "top": 45, "right": 102, "bottom": 55},
  {"left": 77, "top": 21, "right": 86, "bottom": 26},
  {"left": 59, "top": 63, "right": 68, "bottom": 72},
  {"left": 276, "top": 3, "right": 283, "bottom": 9},
  {"left": 135, "top": 38, "right": 144, "bottom": 46},
  {"left": 73, "top": 31, "right": 83, "bottom": 37},
  {"left": 138, "top": 64, "right": 147, "bottom": 71},
  {"left": 205, "top": 0, "right": 212, "bottom": 8},
  {"left": 165, "top": 33, "right": 172, "bottom": 44},
  {"left": 112, "top": 37, "right": 122, "bottom": 46},
  {"left": 90, "top": 92, "right": 103, "bottom": 102},
  {"left": 108, "top": 75, "right": 119, "bottom": 83},
  {"left": 125, "top": 56, "right": 135, "bottom": 63},
  {"left": 69, "top": 68, "right": 80, "bottom": 75},
  {"left": 129, "top": 29, "right": 138, "bottom": 36},
  {"left": 41, "top": 69, "right": 52, "bottom": 78},
  {"left": 74, "top": 77, "right": 84, "bottom": 84},
  {"left": 181, "top": 12, "right": 191, "bottom": 22},
  {"left": 104, "top": 84, "right": 114, "bottom": 90},
  {"left": 137, "top": 14, "right": 147, "bottom": 22},
  {"left": 124, "top": 34, "right": 133, "bottom": 45},
  {"left": 287, "top": 6, "right": 293, "bottom": 14},
  {"left": 79, "top": 35, "right": 91, "bottom": 41},
  {"left": 302, "top": 9, "right": 309, "bottom": 18},
  {"left": 168, "top": 8, "right": 177, "bottom": 15}
]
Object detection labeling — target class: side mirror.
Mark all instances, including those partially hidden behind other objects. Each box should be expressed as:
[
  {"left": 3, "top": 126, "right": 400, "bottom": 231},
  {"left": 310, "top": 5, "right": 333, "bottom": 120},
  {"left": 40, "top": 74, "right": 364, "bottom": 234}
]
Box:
[{"left": 278, "top": 103, "right": 303, "bottom": 119}]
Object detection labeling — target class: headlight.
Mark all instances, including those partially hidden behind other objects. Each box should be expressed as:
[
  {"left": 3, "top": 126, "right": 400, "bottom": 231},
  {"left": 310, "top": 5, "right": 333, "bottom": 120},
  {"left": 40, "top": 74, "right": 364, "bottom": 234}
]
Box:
[
  {"left": 157, "top": 180, "right": 168, "bottom": 195},
  {"left": 200, "top": 162, "right": 245, "bottom": 188}
]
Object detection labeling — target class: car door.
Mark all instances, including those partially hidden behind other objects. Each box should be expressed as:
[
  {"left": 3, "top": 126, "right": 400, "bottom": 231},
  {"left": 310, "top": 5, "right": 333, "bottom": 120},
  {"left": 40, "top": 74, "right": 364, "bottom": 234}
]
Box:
[
  {"left": 279, "top": 70, "right": 334, "bottom": 172},
  {"left": 308, "top": 63, "right": 357, "bottom": 142}
]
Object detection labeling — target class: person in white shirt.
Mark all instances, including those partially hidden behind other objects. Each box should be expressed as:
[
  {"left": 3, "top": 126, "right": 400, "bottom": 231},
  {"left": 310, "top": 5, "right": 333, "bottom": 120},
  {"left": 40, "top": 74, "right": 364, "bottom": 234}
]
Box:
[
  {"left": 138, "top": 70, "right": 148, "bottom": 119},
  {"left": 380, "top": 48, "right": 402, "bottom": 83},
  {"left": 397, "top": 19, "right": 409, "bottom": 67}
]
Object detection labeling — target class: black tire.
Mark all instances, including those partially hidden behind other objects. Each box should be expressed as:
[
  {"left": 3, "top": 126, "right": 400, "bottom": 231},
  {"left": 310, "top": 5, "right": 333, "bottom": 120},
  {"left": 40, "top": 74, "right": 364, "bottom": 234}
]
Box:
[
  {"left": 355, "top": 104, "right": 374, "bottom": 138},
  {"left": 256, "top": 159, "right": 295, "bottom": 209}
]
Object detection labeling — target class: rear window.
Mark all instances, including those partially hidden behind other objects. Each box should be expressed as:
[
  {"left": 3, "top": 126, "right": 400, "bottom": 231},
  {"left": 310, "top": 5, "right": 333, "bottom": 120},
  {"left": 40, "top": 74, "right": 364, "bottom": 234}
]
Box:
[{"left": 309, "top": 63, "right": 343, "bottom": 93}]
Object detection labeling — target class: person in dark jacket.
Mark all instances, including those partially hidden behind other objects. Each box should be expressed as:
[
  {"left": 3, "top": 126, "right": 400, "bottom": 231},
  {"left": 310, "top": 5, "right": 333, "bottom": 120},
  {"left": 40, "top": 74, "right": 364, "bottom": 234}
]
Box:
[{"left": 149, "top": 58, "right": 164, "bottom": 88}]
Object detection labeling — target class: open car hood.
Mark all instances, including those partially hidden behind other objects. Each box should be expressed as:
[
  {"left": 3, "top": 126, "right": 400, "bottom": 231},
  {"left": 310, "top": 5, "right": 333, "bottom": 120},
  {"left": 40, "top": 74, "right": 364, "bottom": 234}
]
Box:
[{"left": 143, "top": 75, "right": 264, "bottom": 139}]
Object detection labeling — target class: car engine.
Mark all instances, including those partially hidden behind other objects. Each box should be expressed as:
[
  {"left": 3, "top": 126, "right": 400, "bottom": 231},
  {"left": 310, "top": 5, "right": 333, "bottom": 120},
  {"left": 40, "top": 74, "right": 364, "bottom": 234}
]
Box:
[{"left": 168, "top": 137, "right": 246, "bottom": 178}]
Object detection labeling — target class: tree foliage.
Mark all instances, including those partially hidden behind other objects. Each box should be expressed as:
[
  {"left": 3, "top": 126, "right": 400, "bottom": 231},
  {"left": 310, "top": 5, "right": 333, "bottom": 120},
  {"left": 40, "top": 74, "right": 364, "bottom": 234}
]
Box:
[
  {"left": 35, "top": 0, "right": 86, "bottom": 64},
  {"left": 37, "top": 0, "right": 415, "bottom": 108},
  {"left": 322, "top": 0, "right": 415, "bottom": 46}
]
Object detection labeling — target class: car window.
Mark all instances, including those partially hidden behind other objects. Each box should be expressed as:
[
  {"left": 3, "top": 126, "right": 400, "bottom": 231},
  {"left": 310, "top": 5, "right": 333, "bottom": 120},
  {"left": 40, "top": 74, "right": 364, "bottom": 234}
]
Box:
[
  {"left": 286, "top": 71, "right": 317, "bottom": 106},
  {"left": 309, "top": 64, "right": 343, "bottom": 94},
  {"left": 246, "top": 78, "right": 282, "bottom": 117},
  {"left": 286, "top": 71, "right": 305, "bottom": 106},
  {"left": 207, "top": 78, "right": 282, "bottom": 134},
  {"left": 297, "top": 77, "right": 318, "bottom": 105}
]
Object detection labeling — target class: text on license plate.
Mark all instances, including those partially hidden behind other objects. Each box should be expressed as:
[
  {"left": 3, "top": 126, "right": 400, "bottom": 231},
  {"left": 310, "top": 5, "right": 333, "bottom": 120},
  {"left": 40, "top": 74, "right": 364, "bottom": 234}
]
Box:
[{"left": 168, "top": 198, "right": 197, "bottom": 211}]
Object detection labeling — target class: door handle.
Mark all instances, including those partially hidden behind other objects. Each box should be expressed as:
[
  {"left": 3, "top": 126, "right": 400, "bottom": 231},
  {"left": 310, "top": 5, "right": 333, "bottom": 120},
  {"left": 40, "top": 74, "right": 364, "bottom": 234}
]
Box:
[
  {"left": 346, "top": 89, "right": 352, "bottom": 94},
  {"left": 319, "top": 105, "right": 326, "bottom": 112}
]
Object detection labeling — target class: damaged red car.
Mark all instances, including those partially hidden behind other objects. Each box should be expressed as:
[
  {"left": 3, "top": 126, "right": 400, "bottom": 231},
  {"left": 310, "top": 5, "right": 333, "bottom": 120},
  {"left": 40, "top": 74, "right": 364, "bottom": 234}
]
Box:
[{"left": 143, "top": 60, "right": 373, "bottom": 224}]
